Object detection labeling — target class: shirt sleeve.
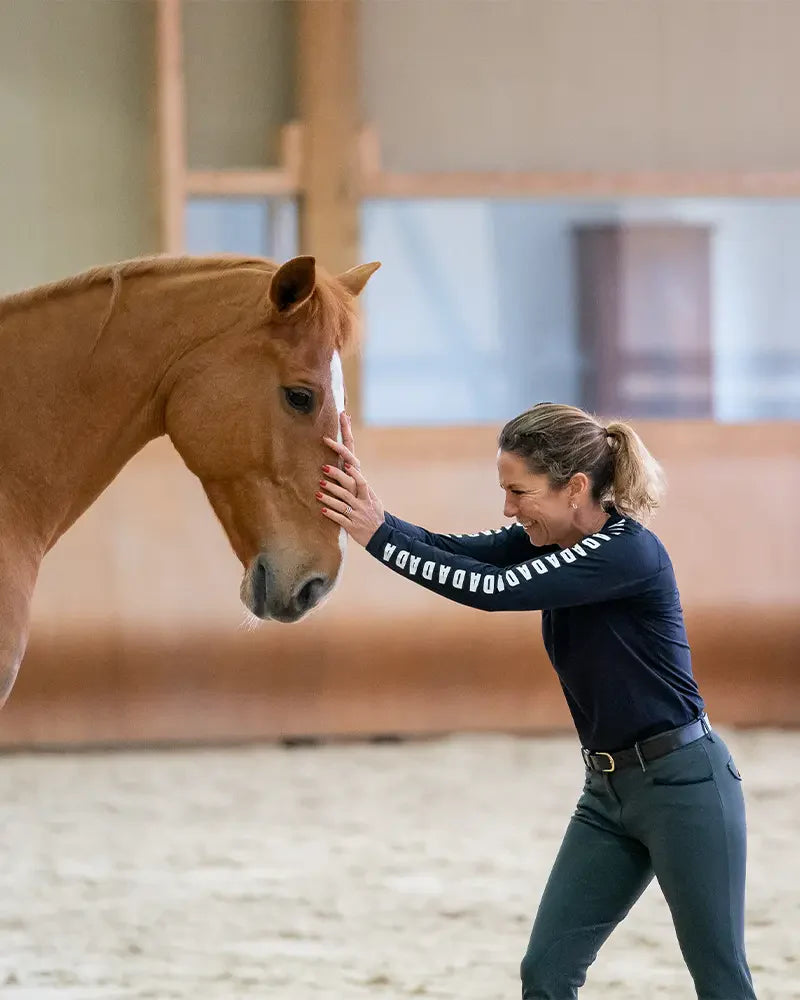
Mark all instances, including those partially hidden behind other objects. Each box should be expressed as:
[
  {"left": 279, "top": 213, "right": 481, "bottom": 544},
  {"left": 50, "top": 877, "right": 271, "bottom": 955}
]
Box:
[
  {"left": 365, "top": 516, "right": 663, "bottom": 612},
  {"left": 382, "top": 512, "right": 537, "bottom": 568}
]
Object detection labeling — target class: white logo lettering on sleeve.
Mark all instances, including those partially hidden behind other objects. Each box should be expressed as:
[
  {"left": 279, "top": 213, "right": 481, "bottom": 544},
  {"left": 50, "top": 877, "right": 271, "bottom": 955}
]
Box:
[
  {"left": 505, "top": 569, "right": 520, "bottom": 586},
  {"left": 452, "top": 569, "right": 466, "bottom": 589},
  {"left": 396, "top": 550, "right": 409, "bottom": 569},
  {"left": 382, "top": 543, "right": 397, "bottom": 562},
  {"left": 572, "top": 543, "right": 586, "bottom": 557},
  {"left": 518, "top": 564, "right": 533, "bottom": 580},
  {"left": 438, "top": 565, "right": 452, "bottom": 585},
  {"left": 531, "top": 559, "right": 548, "bottom": 575},
  {"left": 408, "top": 555, "right": 421, "bottom": 575},
  {"left": 469, "top": 572, "right": 482, "bottom": 592},
  {"left": 560, "top": 549, "right": 576, "bottom": 564},
  {"left": 483, "top": 576, "right": 495, "bottom": 594},
  {"left": 545, "top": 553, "right": 561, "bottom": 569},
  {"left": 422, "top": 560, "right": 435, "bottom": 580},
  {"left": 583, "top": 537, "right": 601, "bottom": 550},
  {"left": 496, "top": 575, "right": 504, "bottom": 592},
  {"left": 593, "top": 532, "right": 611, "bottom": 541},
  {"left": 447, "top": 525, "right": 509, "bottom": 540}
]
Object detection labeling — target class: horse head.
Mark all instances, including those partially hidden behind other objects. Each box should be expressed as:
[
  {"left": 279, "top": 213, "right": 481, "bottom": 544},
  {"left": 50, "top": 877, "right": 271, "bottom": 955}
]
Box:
[{"left": 163, "top": 255, "right": 380, "bottom": 623}]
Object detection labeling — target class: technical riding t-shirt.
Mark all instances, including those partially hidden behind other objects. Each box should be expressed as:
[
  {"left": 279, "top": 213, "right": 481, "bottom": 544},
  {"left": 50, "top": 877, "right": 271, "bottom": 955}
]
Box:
[{"left": 365, "top": 508, "right": 705, "bottom": 751}]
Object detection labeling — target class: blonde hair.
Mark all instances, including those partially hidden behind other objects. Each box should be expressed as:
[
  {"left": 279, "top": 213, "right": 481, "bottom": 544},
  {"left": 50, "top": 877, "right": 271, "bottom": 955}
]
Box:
[{"left": 498, "top": 403, "right": 666, "bottom": 523}]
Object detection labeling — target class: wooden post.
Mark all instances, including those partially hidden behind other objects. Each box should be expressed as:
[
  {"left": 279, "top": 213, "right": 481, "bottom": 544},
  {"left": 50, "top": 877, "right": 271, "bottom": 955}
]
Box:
[
  {"left": 297, "top": 0, "right": 364, "bottom": 421},
  {"left": 155, "top": 0, "right": 186, "bottom": 254}
]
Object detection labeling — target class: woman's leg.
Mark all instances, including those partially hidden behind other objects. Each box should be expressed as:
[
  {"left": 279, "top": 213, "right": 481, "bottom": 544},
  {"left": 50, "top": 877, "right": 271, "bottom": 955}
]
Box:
[
  {"left": 633, "top": 735, "right": 757, "bottom": 999},
  {"left": 521, "top": 779, "right": 653, "bottom": 1000}
]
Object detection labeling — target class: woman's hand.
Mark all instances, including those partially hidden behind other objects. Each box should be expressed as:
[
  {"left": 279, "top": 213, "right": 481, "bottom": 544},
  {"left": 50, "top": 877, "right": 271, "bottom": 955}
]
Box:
[{"left": 318, "top": 413, "right": 385, "bottom": 547}]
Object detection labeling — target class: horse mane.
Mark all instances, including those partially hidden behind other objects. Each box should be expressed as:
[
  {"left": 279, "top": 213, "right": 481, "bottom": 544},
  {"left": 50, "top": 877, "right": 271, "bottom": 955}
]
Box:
[{"left": 0, "top": 254, "right": 361, "bottom": 353}]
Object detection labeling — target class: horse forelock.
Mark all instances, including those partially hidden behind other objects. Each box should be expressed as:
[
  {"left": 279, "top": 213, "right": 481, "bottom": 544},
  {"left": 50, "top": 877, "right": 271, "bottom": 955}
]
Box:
[{"left": 286, "top": 269, "right": 361, "bottom": 358}]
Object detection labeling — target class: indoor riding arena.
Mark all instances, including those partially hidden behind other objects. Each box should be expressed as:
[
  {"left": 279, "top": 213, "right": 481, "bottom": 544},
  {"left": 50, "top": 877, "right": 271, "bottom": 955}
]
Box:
[{"left": 1, "top": 3, "right": 798, "bottom": 999}]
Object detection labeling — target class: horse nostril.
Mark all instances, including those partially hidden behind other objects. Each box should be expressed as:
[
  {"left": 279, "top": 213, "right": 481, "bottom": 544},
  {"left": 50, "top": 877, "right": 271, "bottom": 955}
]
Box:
[
  {"left": 294, "top": 576, "right": 327, "bottom": 615},
  {"left": 251, "top": 556, "right": 269, "bottom": 617}
]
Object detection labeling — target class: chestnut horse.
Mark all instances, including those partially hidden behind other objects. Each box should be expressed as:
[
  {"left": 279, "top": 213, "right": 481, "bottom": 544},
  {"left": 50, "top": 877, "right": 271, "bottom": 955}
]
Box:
[{"left": 0, "top": 253, "right": 379, "bottom": 709}]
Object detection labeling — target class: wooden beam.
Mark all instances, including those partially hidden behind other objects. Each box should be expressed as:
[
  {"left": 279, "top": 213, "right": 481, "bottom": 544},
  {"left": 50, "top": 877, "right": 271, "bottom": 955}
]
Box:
[
  {"left": 155, "top": 0, "right": 186, "bottom": 253},
  {"left": 185, "top": 123, "right": 303, "bottom": 197},
  {"left": 362, "top": 169, "right": 800, "bottom": 199},
  {"left": 296, "top": 0, "right": 364, "bottom": 421},
  {"left": 186, "top": 170, "right": 297, "bottom": 197},
  {"left": 357, "top": 126, "right": 800, "bottom": 199}
]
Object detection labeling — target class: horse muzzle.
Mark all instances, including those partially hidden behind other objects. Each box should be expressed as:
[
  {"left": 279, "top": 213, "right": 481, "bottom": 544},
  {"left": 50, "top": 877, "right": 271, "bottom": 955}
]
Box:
[{"left": 242, "top": 553, "right": 332, "bottom": 623}]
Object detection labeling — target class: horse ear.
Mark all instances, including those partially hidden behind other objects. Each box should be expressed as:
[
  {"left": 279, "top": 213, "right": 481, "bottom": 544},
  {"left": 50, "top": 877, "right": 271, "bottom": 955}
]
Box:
[
  {"left": 268, "top": 256, "right": 317, "bottom": 314},
  {"left": 336, "top": 261, "right": 381, "bottom": 297}
]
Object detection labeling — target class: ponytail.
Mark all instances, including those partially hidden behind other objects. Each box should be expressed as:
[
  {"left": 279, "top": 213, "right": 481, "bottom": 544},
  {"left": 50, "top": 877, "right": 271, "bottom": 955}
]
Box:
[{"left": 604, "top": 421, "right": 665, "bottom": 523}]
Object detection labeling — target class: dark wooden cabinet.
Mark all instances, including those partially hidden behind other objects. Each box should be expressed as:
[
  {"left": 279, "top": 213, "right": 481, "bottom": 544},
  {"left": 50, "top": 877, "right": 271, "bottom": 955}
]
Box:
[{"left": 573, "top": 223, "right": 713, "bottom": 418}]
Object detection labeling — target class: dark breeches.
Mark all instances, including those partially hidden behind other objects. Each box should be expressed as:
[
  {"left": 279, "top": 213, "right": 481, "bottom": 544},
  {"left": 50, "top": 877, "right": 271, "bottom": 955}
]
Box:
[{"left": 521, "top": 733, "right": 756, "bottom": 1000}]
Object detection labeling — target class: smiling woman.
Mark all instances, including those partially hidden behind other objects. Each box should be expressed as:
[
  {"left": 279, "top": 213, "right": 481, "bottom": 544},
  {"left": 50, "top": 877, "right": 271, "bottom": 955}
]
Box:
[
  {"left": 317, "top": 402, "right": 757, "bottom": 1000},
  {"left": 496, "top": 402, "right": 665, "bottom": 549}
]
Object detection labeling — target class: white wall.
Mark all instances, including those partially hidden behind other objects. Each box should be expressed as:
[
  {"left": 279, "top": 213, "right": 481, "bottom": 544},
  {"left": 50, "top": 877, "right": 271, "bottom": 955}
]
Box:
[
  {"left": 0, "top": 0, "right": 157, "bottom": 294},
  {"left": 184, "top": 0, "right": 295, "bottom": 169},
  {"left": 360, "top": 0, "right": 800, "bottom": 172}
]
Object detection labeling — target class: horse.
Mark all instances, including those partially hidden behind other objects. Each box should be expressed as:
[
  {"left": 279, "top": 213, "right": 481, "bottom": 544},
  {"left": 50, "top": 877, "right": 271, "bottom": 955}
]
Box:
[{"left": 0, "top": 252, "right": 380, "bottom": 709}]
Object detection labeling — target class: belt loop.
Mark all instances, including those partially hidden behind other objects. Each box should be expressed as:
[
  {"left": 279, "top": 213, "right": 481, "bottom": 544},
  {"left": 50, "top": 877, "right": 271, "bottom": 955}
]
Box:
[
  {"left": 634, "top": 741, "right": 647, "bottom": 772},
  {"left": 700, "top": 713, "right": 710, "bottom": 735}
]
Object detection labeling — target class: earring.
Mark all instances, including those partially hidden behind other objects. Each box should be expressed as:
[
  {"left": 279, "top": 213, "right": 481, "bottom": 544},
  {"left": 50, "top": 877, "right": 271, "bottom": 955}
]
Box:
[{"left": 570, "top": 502, "right": 578, "bottom": 510}]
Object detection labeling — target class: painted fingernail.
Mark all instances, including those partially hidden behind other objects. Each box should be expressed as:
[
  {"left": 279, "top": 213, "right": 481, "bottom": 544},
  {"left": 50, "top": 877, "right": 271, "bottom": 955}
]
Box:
[
  {"left": 319, "top": 480, "right": 327, "bottom": 487},
  {"left": 321, "top": 508, "right": 327, "bottom": 513},
  {"left": 315, "top": 491, "right": 323, "bottom": 499},
  {"left": 322, "top": 465, "right": 330, "bottom": 472},
  {"left": 344, "top": 463, "right": 351, "bottom": 470}
]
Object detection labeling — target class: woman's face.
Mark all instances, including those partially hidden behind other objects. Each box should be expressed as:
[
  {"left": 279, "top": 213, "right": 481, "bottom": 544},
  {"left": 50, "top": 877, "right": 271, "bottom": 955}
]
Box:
[{"left": 497, "top": 449, "right": 577, "bottom": 548}]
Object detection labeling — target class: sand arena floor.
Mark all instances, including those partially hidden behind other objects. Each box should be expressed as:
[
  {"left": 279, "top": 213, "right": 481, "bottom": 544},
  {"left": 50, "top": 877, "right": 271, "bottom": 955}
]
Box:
[{"left": 0, "top": 728, "right": 797, "bottom": 999}]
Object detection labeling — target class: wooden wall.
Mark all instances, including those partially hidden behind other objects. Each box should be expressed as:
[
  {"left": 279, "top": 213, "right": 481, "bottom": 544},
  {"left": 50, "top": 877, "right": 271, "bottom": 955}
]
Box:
[{"left": 1, "top": 422, "right": 797, "bottom": 748}]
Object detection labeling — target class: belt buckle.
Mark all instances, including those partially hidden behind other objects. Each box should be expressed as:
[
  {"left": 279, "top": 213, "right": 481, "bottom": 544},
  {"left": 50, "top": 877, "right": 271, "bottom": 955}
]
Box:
[
  {"left": 582, "top": 748, "right": 616, "bottom": 773},
  {"left": 595, "top": 751, "right": 616, "bottom": 773}
]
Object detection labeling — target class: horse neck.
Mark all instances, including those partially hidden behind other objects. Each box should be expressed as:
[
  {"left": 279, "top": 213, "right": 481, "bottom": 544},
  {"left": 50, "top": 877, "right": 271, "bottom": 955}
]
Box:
[{"left": 0, "top": 265, "right": 240, "bottom": 552}]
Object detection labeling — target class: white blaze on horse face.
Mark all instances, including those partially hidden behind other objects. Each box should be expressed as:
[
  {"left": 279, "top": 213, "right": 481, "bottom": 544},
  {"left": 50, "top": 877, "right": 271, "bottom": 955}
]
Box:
[
  {"left": 329, "top": 351, "right": 347, "bottom": 560},
  {"left": 330, "top": 350, "right": 346, "bottom": 427}
]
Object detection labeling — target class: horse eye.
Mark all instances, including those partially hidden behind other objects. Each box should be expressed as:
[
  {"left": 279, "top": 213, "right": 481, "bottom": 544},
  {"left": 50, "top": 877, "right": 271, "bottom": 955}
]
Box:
[{"left": 283, "top": 387, "right": 315, "bottom": 414}]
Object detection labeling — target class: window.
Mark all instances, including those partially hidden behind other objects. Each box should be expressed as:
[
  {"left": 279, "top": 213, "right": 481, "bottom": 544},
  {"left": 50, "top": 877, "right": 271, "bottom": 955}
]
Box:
[
  {"left": 360, "top": 198, "right": 800, "bottom": 424},
  {"left": 185, "top": 198, "right": 298, "bottom": 261}
]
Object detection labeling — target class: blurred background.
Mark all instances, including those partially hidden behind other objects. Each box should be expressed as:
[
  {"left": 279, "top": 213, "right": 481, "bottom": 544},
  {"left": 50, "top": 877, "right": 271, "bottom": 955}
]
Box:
[{"left": 1, "top": 0, "right": 798, "bottom": 748}]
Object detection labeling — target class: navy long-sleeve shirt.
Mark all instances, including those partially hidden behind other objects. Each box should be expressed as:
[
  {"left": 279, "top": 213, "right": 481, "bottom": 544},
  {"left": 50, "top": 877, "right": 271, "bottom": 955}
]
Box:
[{"left": 365, "top": 509, "right": 704, "bottom": 751}]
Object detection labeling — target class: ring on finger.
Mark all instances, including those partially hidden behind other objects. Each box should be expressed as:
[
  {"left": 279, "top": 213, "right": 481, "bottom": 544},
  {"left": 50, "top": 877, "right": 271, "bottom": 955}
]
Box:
[{"left": 344, "top": 504, "right": 352, "bottom": 516}]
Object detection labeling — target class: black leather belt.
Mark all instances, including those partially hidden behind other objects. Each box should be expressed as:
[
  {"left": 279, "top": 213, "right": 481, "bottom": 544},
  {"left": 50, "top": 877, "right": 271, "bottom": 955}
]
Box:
[{"left": 581, "top": 714, "right": 711, "bottom": 773}]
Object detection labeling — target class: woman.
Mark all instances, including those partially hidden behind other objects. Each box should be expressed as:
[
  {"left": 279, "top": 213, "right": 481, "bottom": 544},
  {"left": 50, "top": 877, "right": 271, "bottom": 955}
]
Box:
[{"left": 316, "top": 403, "right": 756, "bottom": 1000}]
